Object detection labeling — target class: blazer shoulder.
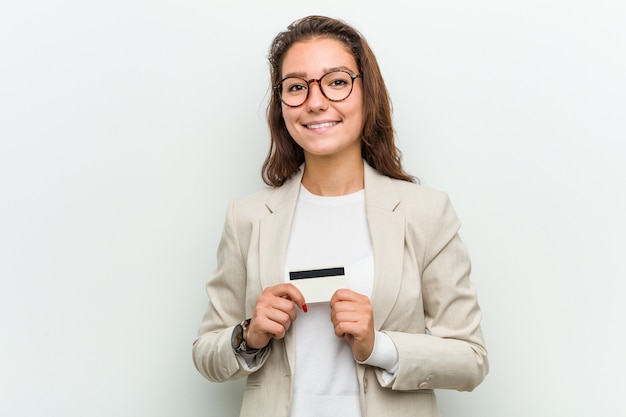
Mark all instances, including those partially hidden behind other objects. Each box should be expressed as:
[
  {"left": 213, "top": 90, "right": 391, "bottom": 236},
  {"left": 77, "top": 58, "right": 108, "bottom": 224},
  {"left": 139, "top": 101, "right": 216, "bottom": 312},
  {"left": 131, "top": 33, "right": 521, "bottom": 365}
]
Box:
[
  {"left": 365, "top": 164, "right": 444, "bottom": 212},
  {"left": 388, "top": 178, "right": 450, "bottom": 214},
  {"left": 227, "top": 186, "right": 275, "bottom": 223},
  {"left": 229, "top": 168, "right": 303, "bottom": 219},
  {"left": 388, "top": 178, "right": 461, "bottom": 230}
]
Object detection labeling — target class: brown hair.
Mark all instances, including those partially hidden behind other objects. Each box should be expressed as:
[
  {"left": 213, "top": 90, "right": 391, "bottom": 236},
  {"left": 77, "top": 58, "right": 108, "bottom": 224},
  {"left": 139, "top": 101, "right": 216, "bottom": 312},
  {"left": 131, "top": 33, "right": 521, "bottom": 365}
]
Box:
[{"left": 262, "top": 15, "right": 415, "bottom": 186}]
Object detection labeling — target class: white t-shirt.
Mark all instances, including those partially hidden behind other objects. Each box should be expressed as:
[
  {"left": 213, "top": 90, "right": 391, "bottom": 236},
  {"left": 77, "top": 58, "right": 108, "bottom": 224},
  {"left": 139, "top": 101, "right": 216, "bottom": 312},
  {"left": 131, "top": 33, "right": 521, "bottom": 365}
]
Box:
[{"left": 284, "top": 186, "right": 397, "bottom": 417}]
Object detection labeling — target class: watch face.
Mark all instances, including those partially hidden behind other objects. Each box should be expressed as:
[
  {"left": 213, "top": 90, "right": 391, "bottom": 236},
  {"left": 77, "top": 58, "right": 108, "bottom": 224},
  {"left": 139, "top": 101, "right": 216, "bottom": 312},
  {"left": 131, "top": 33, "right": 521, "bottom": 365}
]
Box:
[{"left": 231, "top": 324, "right": 244, "bottom": 350}]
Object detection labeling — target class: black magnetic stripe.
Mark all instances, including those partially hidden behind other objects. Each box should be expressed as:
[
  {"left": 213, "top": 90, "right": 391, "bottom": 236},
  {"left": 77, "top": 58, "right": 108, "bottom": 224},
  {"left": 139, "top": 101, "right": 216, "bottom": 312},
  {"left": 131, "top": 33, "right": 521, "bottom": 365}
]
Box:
[{"left": 289, "top": 267, "right": 345, "bottom": 280}]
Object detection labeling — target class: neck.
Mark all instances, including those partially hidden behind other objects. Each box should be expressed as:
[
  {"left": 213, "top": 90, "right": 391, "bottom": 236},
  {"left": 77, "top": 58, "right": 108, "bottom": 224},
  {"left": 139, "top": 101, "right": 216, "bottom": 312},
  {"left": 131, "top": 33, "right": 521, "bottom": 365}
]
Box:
[{"left": 301, "top": 155, "right": 364, "bottom": 196}]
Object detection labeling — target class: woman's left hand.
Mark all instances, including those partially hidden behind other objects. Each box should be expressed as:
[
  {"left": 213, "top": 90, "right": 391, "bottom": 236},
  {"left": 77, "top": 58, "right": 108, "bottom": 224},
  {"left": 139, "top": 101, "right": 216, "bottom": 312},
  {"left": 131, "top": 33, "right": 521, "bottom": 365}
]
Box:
[{"left": 330, "top": 289, "right": 375, "bottom": 361}]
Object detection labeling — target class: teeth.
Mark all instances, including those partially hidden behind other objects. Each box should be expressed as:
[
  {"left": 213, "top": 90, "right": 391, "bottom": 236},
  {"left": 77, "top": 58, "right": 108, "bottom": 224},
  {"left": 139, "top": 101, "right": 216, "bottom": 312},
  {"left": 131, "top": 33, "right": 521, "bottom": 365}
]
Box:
[{"left": 307, "top": 122, "right": 336, "bottom": 129}]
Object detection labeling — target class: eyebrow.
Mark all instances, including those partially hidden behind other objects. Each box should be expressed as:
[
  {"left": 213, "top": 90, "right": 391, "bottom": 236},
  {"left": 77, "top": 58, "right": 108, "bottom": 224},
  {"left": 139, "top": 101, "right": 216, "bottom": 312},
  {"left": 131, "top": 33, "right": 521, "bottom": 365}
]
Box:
[{"left": 282, "top": 66, "right": 357, "bottom": 79}]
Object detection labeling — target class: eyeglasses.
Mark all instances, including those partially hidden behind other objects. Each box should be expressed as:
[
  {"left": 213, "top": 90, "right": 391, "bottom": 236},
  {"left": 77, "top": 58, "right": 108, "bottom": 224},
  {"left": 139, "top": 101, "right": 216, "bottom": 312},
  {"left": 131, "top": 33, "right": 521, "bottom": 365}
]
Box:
[{"left": 274, "top": 70, "right": 362, "bottom": 108}]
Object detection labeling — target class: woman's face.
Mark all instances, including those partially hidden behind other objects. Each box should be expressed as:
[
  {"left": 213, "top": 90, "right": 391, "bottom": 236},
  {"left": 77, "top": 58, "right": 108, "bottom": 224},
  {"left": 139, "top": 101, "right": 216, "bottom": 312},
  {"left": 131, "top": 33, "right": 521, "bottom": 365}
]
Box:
[{"left": 280, "top": 38, "right": 364, "bottom": 162}]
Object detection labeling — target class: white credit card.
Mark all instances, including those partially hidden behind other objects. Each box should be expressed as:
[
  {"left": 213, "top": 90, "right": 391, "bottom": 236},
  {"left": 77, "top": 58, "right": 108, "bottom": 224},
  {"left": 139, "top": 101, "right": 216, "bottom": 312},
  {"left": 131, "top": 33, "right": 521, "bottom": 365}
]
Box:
[{"left": 289, "top": 267, "right": 347, "bottom": 304}]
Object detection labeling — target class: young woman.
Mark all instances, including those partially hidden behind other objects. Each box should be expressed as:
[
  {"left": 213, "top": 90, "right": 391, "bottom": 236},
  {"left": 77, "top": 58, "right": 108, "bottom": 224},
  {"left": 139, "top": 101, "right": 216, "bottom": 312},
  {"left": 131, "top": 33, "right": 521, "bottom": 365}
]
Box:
[{"left": 193, "top": 15, "right": 488, "bottom": 417}]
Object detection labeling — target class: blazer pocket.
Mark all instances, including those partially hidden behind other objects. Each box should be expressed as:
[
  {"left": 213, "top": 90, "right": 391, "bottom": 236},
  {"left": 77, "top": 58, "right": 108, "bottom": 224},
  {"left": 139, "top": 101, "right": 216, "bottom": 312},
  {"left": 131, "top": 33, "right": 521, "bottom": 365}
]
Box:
[
  {"left": 245, "top": 372, "right": 262, "bottom": 390},
  {"left": 245, "top": 380, "right": 261, "bottom": 390}
]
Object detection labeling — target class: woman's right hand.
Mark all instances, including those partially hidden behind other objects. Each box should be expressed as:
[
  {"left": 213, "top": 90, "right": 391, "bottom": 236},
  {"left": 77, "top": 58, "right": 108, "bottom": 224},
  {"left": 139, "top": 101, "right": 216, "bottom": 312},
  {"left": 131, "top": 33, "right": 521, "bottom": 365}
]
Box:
[{"left": 245, "top": 283, "right": 307, "bottom": 349}]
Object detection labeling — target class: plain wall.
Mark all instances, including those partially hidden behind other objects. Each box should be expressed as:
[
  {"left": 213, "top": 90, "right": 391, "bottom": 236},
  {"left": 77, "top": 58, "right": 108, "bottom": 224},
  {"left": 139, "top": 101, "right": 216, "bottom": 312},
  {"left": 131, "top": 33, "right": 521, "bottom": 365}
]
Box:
[{"left": 1, "top": 1, "right": 625, "bottom": 416}]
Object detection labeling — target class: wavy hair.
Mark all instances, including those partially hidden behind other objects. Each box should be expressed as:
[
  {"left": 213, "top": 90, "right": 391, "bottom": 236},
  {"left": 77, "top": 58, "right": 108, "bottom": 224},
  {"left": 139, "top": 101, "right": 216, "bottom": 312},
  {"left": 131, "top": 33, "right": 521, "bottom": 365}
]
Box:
[{"left": 262, "top": 15, "right": 415, "bottom": 186}]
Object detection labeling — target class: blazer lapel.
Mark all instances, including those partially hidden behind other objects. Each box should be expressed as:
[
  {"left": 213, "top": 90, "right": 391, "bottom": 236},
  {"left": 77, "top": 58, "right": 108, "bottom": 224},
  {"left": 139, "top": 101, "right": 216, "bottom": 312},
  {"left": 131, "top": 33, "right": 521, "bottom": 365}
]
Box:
[
  {"left": 258, "top": 168, "right": 304, "bottom": 289},
  {"left": 363, "top": 163, "right": 405, "bottom": 330},
  {"left": 258, "top": 167, "right": 304, "bottom": 377}
]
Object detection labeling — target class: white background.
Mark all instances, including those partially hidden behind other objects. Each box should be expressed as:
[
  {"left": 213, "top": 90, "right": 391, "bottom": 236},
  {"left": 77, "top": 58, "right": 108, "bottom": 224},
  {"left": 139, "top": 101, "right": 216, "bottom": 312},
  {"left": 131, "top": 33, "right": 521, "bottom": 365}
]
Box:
[{"left": 1, "top": 1, "right": 625, "bottom": 416}]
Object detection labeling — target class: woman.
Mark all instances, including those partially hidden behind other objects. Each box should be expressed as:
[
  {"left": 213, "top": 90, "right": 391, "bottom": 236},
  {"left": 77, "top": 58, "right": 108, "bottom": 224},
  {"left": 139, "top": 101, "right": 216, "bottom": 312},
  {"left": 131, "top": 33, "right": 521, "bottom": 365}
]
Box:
[{"left": 193, "top": 15, "right": 488, "bottom": 417}]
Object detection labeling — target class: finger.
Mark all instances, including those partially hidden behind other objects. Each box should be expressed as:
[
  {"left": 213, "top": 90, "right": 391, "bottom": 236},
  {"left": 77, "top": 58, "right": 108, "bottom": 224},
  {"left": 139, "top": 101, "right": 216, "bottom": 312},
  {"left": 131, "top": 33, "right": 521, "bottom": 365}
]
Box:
[
  {"left": 330, "top": 288, "right": 368, "bottom": 305},
  {"left": 330, "top": 299, "right": 372, "bottom": 319},
  {"left": 266, "top": 296, "right": 299, "bottom": 322},
  {"left": 263, "top": 306, "right": 294, "bottom": 331},
  {"left": 259, "top": 285, "right": 305, "bottom": 314},
  {"left": 331, "top": 310, "right": 362, "bottom": 324},
  {"left": 259, "top": 317, "right": 288, "bottom": 340},
  {"left": 249, "top": 311, "right": 290, "bottom": 340},
  {"left": 333, "top": 321, "right": 352, "bottom": 338},
  {"left": 333, "top": 319, "right": 372, "bottom": 346},
  {"left": 268, "top": 283, "right": 307, "bottom": 313}
]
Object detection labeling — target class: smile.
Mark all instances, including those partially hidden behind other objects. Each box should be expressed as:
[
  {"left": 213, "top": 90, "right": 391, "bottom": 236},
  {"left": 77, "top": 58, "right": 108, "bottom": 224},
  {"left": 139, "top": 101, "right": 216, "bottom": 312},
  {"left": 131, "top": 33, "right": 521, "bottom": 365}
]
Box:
[{"left": 306, "top": 121, "right": 338, "bottom": 129}]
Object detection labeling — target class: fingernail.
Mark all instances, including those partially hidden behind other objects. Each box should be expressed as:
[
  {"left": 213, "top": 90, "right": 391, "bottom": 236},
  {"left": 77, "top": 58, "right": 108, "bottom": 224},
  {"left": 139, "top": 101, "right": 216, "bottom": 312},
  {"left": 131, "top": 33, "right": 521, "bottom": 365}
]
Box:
[{"left": 302, "top": 303, "right": 308, "bottom": 313}]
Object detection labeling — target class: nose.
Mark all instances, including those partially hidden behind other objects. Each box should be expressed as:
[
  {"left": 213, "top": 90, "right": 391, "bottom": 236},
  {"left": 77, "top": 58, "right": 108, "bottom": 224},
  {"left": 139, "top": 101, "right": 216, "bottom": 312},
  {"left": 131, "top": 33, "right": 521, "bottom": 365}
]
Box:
[{"left": 305, "top": 80, "right": 328, "bottom": 111}]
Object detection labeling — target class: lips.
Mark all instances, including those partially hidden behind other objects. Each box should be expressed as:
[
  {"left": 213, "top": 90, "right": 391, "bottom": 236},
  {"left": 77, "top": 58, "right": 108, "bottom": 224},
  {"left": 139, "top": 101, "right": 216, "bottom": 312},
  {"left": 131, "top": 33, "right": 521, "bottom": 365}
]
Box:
[{"left": 305, "top": 121, "right": 339, "bottom": 129}]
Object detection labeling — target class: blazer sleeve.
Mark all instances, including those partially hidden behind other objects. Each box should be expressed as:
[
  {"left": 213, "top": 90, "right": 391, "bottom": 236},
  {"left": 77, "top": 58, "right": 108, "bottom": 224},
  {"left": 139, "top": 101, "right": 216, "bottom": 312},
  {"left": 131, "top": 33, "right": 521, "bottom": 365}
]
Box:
[
  {"left": 379, "top": 192, "right": 488, "bottom": 392},
  {"left": 192, "top": 200, "right": 270, "bottom": 382}
]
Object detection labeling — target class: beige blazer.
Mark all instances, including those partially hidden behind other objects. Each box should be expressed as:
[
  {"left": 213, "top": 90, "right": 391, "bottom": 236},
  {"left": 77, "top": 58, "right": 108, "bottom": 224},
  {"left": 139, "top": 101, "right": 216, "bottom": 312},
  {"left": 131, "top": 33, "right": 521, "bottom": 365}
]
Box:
[{"left": 193, "top": 163, "right": 488, "bottom": 417}]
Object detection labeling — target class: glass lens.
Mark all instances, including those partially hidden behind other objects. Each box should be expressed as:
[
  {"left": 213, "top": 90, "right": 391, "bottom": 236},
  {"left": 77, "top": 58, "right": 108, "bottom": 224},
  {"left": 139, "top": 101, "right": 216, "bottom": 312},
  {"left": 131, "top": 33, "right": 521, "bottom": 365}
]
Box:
[
  {"left": 280, "top": 78, "right": 309, "bottom": 107},
  {"left": 320, "top": 71, "right": 353, "bottom": 101}
]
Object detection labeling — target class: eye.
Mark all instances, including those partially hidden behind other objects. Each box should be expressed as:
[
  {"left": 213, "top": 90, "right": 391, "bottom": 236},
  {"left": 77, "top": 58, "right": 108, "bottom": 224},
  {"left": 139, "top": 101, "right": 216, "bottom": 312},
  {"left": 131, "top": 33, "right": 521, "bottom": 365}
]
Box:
[
  {"left": 329, "top": 79, "right": 348, "bottom": 87},
  {"left": 289, "top": 84, "right": 306, "bottom": 92},
  {"left": 283, "top": 78, "right": 308, "bottom": 94},
  {"left": 325, "top": 73, "right": 351, "bottom": 89}
]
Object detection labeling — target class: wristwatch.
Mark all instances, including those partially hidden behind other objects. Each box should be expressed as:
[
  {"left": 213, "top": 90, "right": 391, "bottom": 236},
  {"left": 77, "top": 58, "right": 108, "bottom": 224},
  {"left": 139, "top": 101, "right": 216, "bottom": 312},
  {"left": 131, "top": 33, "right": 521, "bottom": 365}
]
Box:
[{"left": 231, "top": 318, "right": 258, "bottom": 353}]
